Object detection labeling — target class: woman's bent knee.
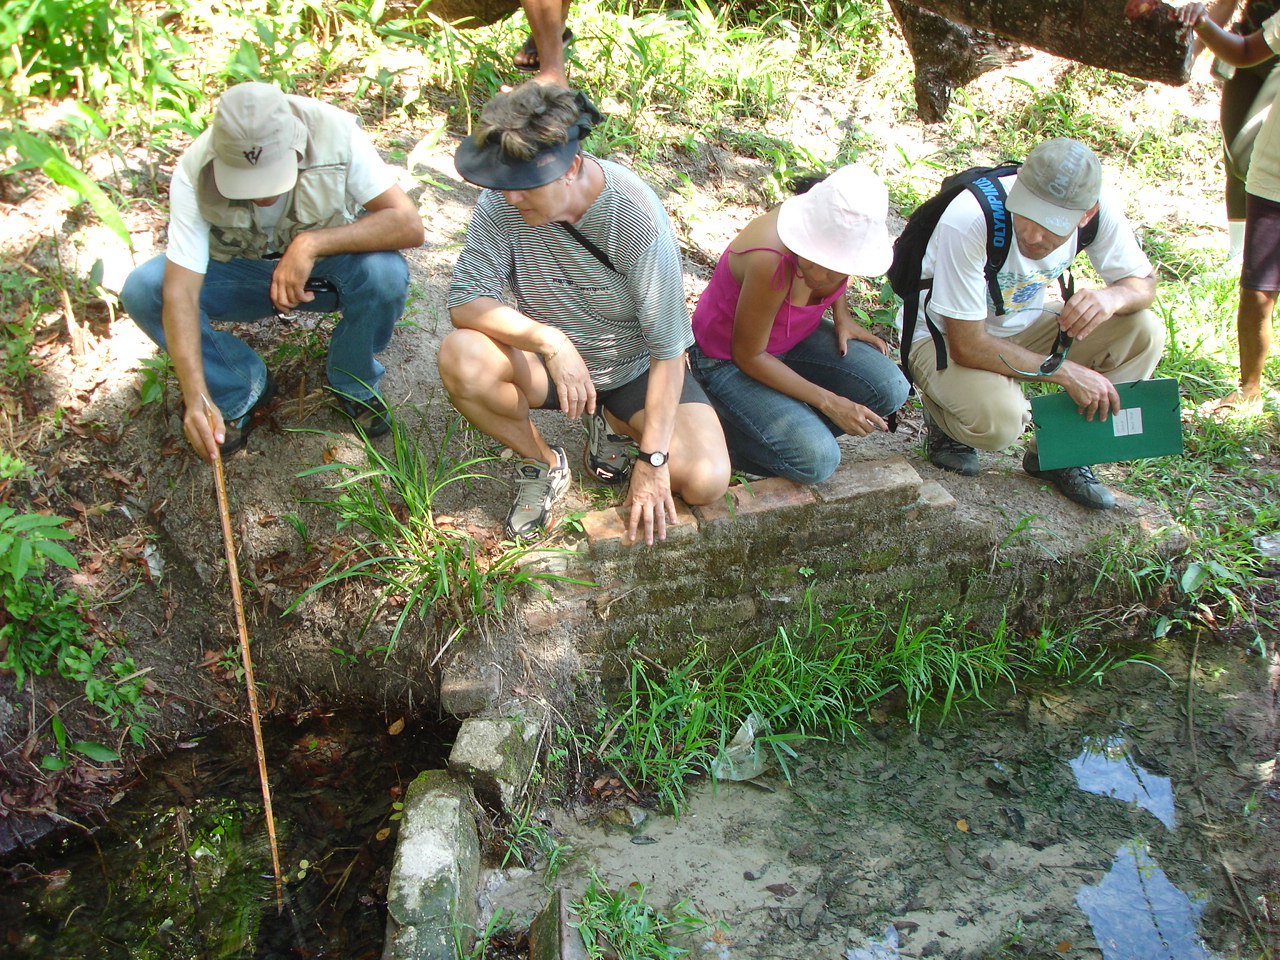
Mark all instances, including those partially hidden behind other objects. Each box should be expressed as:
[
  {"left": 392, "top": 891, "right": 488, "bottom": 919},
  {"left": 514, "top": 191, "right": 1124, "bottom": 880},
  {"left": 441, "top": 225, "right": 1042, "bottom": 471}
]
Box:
[
  {"left": 678, "top": 456, "right": 731, "bottom": 506},
  {"left": 437, "top": 329, "right": 506, "bottom": 396}
]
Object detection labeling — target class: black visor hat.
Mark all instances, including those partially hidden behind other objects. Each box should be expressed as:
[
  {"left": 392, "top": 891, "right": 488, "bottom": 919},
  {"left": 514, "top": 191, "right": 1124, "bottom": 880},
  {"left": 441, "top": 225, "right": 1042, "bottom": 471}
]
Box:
[{"left": 454, "top": 91, "right": 603, "bottom": 190}]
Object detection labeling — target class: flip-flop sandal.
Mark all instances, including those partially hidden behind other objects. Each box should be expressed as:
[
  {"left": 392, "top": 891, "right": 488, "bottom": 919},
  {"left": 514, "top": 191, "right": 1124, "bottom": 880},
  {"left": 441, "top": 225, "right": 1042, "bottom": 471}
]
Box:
[{"left": 513, "top": 26, "right": 574, "bottom": 73}]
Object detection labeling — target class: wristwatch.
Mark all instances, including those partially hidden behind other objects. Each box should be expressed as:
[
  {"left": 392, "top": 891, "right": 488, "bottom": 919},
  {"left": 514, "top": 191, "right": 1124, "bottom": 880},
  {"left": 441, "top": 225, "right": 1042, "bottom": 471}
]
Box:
[{"left": 638, "top": 450, "right": 668, "bottom": 467}]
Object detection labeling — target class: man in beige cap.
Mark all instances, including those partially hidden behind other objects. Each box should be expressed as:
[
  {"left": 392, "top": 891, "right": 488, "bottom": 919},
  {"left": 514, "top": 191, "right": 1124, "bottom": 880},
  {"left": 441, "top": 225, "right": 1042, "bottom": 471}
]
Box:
[
  {"left": 907, "top": 138, "right": 1162, "bottom": 509},
  {"left": 121, "top": 82, "right": 424, "bottom": 461}
]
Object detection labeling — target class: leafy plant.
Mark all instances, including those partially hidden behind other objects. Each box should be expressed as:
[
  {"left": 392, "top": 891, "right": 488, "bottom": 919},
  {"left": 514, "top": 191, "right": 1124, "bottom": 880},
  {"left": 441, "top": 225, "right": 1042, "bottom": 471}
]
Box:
[
  {"left": 1, "top": 128, "right": 131, "bottom": 246},
  {"left": 571, "top": 871, "right": 713, "bottom": 960},
  {"left": 501, "top": 804, "right": 574, "bottom": 883},
  {"left": 0, "top": 459, "right": 151, "bottom": 742},
  {"left": 137, "top": 353, "right": 174, "bottom": 406},
  {"left": 41, "top": 714, "right": 121, "bottom": 771},
  {"left": 290, "top": 409, "right": 589, "bottom": 651}
]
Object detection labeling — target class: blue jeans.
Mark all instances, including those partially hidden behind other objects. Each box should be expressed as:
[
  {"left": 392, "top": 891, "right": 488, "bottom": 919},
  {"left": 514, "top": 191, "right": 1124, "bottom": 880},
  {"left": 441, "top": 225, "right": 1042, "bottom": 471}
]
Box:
[
  {"left": 689, "top": 322, "right": 909, "bottom": 484},
  {"left": 120, "top": 251, "right": 409, "bottom": 421}
]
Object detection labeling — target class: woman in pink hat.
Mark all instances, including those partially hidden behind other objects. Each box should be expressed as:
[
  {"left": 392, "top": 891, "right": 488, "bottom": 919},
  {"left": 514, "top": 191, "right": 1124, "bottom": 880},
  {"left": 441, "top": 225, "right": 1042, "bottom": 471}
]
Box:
[{"left": 689, "top": 165, "right": 909, "bottom": 484}]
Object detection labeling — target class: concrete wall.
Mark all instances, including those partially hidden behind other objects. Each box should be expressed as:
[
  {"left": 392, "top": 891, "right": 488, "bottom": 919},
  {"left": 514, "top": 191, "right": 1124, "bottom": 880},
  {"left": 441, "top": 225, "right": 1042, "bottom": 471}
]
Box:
[{"left": 515, "top": 455, "right": 1182, "bottom": 673}]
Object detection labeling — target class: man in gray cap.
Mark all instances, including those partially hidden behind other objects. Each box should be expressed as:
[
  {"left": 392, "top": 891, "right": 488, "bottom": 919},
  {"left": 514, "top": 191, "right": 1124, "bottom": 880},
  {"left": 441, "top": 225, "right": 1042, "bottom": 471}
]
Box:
[
  {"left": 908, "top": 138, "right": 1162, "bottom": 509},
  {"left": 121, "top": 82, "right": 424, "bottom": 461}
]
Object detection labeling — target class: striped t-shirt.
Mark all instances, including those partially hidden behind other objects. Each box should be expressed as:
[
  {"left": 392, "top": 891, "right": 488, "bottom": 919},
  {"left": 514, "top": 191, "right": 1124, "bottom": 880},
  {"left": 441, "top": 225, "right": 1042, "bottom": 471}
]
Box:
[{"left": 447, "top": 156, "right": 692, "bottom": 391}]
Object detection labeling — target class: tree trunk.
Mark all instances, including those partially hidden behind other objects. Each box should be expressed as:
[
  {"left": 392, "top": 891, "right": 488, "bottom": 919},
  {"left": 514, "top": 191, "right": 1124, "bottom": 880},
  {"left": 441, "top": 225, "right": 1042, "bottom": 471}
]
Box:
[
  {"left": 396, "top": 0, "right": 520, "bottom": 29},
  {"left": 898, "top": 0, "right": 1194, "bottom": 85},
  {"left": 888, "top": 0, "right": 1031, "bottom": 123}
]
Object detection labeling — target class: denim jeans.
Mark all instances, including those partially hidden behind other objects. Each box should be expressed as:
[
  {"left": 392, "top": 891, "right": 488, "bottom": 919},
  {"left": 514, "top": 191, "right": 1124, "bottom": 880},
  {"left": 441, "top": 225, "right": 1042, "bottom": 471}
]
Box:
[
  {"left": 689, "top": 321, "right": 910, "bottom": 484},
  {"left": 120, "top": 251, "right": 409, "bottom": 421}
]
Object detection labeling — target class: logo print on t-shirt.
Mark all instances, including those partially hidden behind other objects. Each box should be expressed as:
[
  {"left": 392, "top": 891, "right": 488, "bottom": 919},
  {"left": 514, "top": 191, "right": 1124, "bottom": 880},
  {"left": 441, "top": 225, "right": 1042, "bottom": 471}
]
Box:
[{"left": 243, "top": 146, "right": 263, "bottom": 165}]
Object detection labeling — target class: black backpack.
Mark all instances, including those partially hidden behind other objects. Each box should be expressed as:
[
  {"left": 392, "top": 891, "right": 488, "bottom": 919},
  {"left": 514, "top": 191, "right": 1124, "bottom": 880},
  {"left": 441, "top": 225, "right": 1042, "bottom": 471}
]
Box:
[{"left": 887, "top": 163, "right": 1100, "bottom": 383}]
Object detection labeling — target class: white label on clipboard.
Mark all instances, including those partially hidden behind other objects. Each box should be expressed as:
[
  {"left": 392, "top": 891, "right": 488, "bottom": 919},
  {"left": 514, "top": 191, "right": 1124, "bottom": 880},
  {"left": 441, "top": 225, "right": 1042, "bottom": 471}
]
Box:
[{"left": 1112, "top": 407, "right": 1143, "bottom": 437}]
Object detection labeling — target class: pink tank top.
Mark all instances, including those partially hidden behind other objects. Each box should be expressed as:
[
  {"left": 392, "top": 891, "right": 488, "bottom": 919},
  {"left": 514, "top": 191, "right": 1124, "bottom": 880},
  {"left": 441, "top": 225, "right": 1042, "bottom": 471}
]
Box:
[{"left": 691, "top": 247, "right": 848, "bottom": 360}]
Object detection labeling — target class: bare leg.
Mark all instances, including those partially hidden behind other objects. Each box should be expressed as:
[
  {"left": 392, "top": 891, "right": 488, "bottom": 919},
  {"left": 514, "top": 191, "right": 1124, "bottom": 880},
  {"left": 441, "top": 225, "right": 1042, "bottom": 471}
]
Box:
[
  {"left": 1237, "top": 287, "right": 1276, "bottom": 401},
  {"left": 515, "top": 0, "right": 573, "bottom": 87},
  {"left": 438, "top": 329, "right": 559, "bottom": 464},
  {"left": 612, "top": 403, "right": 731, "bottom": 506}
]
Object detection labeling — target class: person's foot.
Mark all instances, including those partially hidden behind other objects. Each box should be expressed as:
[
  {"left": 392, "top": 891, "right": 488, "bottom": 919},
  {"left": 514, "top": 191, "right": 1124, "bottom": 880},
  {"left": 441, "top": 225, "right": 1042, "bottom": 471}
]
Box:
[
  {"left": 505, "top": 447, "right": 571, "bottom": 540},
  {"left": 582, "top": 409, "right": 635, "bottom": 484},
  {"left": 1196, "top": 389, "right": 1264, "bottom": 419},
  {"left": 512, "top": 26, "right": 573, "bottom": 73},
  {"left": 1022, "top": 450, "right": 1115, "bottom": 510},
  {"left": 337, "top": 393, "right": 392, "bottom": 438},
  {"left": 925, "top": 415, "right": 979, "bottom": 476},
  {"left": 220, "top": 374, "right": 278, "bottom": 457}
]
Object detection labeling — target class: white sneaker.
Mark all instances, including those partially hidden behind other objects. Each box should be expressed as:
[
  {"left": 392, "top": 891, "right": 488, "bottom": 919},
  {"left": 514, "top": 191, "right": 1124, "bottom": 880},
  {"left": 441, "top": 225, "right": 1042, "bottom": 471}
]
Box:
[{"left": 504, "top": 447, "right": 571, "bottom": 540}]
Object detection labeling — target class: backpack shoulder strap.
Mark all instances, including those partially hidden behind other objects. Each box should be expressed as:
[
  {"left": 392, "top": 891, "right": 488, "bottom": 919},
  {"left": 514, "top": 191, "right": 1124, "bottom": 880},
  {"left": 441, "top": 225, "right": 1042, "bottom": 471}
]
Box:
[
  {"left": 894, "top": 163, "right": 1018, "bottom": 383},
  {"left": 557, "top": 221, "right": 618, "bottom": 273},
  {"left": 1057, "top": 208, "right": 1102, "bottom": 303},
  {"left": 962, "top": 172, "right": 1013, "bottom": 317}
]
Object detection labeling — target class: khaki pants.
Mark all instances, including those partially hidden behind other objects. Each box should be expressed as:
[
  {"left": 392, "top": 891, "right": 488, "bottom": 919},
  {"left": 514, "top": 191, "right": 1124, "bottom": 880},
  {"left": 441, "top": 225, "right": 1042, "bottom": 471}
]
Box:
[{"left": 908, "top": 305, "right": 1165, "bottom": 451}]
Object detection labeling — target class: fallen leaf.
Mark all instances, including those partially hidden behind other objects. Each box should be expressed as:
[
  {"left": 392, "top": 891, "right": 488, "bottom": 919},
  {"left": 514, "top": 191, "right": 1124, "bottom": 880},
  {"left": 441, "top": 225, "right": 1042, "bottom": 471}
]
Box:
[
  {"left": 765, "top": 883, "right": 796, "bottom": 897},
  {"left": 376, "top": 827, "right": 391, "bottom": 842},
  {"left": 387, "top": 718, "right": 405, "bottom": 736},
  {"left": 1056, "top": 943, "right": 1072, "bottom": 953},
  {"left": 956, "top": 818, "right": 969, "bottom": 832}
]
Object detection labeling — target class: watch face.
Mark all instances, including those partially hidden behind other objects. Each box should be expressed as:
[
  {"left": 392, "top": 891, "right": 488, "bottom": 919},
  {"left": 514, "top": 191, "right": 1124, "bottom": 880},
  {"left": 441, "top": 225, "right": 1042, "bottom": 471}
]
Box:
[{"left": 644, "top": 450, "right": 667, "bottom": 467}]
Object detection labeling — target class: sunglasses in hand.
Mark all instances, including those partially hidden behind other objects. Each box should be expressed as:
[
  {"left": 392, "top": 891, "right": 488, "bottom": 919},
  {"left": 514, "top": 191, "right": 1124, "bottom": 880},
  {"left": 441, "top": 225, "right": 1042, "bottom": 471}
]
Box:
[{"left": 999, "top": 328, "right": 1073, "bottom": 377}]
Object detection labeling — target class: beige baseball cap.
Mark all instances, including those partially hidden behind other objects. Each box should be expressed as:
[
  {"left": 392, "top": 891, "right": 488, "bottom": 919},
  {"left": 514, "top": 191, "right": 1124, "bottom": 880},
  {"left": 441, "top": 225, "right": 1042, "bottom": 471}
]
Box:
[
  {"left": 776, "top": 164, "right": 892, "bottom": 277},
  {"left": 1006, "top": 138, "right": 1102, "bottom": 236},
  {"left": 210, "top": 83, "right": 306, "bottom": 200}
]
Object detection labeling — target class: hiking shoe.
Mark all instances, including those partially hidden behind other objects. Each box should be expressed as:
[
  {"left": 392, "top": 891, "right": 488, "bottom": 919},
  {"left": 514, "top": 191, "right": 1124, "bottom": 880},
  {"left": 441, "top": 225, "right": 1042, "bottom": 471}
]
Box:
[
  {"left": 220, "top": 374, "right": 278, "bottom": 458},
  {"left": 925, "top": 415, "right": 979, "bottom": 476},
  {"left": 1022, "top": 450, "right": 1116, "bottom": 510},
  {"left": 337, "top": 393, "right": 392, "bottom": 438},
  {"left": 582, "top": 409, "right": 635, "bottom": 484},
  {"left": 505, "top": 447, "right": 571, "bottom": 540}
]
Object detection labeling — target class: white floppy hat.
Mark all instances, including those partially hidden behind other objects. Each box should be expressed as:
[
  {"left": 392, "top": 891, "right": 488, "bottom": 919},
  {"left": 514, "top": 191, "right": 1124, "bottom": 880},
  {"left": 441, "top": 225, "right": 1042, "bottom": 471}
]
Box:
[
  {"left": 210, "top": 83, "right": 307, "bottom": 200},
  {"left": 776, "top": 163, "right": 892, "bottom": 277}
]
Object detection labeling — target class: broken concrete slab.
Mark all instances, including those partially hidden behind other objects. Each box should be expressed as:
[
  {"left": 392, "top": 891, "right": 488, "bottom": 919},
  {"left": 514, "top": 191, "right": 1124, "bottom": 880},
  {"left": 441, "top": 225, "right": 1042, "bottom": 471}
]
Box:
[
  {"left": 449, "top": 717, "right": 543, "bottom": 813},
  {"left": 383, "top": 770, "right": 480, "bottom": 960}
]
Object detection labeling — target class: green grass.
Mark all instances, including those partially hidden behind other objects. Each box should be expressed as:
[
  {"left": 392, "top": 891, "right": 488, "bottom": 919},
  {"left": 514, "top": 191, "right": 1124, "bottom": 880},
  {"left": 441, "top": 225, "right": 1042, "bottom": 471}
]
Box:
[
  {"left": 289, "top": 408, "right": 590, "bottom": 653},
  {"left": 571, "top": 871, "right": 714, "bottom": 960},
  {"left": 591, "top": 589, "right": 1129, "bottom": 812}
]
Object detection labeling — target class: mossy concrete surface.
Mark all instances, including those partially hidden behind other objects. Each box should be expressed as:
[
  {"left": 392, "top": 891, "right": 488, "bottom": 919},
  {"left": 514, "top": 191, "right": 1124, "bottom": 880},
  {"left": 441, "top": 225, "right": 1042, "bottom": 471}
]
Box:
[
  {"left": 382, "top": 770, "right": 480, "bottom": 960},
  {"left": 528, "top": 889, "right": 590, "bottom": 960},
  {"left": 517, "top": 454, "right": 1185, "bottom": 673},
  {"left": 448, "top": 717, "right": 542, "bottom": 812}
]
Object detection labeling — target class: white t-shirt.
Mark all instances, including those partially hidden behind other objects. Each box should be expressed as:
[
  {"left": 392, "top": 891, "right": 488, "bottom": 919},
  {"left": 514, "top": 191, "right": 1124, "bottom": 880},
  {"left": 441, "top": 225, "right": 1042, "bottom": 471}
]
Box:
[
  {"left": 913, "top": 173, "right": 1152, "bottom": 341},
  {"left": 165, "top": 126, "right": 396, "bottom": 274},
  {"left": 1244, "top": 12, "right": 1280, "bottom": 203}
]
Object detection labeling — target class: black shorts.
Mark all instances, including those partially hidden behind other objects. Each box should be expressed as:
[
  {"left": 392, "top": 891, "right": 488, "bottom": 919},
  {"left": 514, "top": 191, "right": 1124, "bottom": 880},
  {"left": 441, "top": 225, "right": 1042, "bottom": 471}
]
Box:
[
  {"left": 1242, "top": 192, "right": 1280, "bottom": 291},
  {"left": 537, "top": 359, "right": 710, "bottom": 422}
]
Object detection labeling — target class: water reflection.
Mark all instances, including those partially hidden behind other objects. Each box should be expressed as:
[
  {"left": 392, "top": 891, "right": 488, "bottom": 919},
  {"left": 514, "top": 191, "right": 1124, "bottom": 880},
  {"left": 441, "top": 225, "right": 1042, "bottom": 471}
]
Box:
[
  {"left": 1076, "top": 839, "right": 1223, "bottom": 960},
  {"left": 1070, "top": 734, "right": 1176, "bottom": 829},
  {"left": 0, "top": 712, "right": 454, "bottom": 960}
]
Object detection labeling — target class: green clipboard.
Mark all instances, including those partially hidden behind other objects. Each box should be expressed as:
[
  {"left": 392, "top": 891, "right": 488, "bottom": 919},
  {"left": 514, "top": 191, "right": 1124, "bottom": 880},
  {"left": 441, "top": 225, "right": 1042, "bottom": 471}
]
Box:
[{"left": 1029, "top": 378, "right": 1184, "bottom": 470}]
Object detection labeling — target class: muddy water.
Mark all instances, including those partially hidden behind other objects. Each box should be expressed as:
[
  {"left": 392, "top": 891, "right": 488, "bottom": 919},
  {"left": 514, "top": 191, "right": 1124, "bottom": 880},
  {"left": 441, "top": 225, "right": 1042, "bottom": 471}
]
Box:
[
  {"left": 0, "top": 712, "right": 455, "bottom": 959},
  {"left": 523, "top": 642, "right": 1278, "bottom": 960}
]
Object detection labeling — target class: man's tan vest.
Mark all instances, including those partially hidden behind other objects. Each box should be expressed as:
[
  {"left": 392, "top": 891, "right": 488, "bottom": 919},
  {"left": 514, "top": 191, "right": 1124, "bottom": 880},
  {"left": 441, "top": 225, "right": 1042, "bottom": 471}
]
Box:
[{"left": 179, "top": 96, "right": 358, "bottom": 262}]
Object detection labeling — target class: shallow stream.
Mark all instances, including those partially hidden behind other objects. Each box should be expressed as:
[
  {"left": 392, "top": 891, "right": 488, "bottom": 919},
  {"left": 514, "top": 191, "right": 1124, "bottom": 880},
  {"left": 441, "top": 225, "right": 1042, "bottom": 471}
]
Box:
[
  {"left": 2, "top": 642, "right": 1276, "bottom": 960},
  {"left": 0, "top": 711, "right": 455, "bottom": 958},
  {"left": 507, "top": 641, "right": 1279, "bottom": 960}
]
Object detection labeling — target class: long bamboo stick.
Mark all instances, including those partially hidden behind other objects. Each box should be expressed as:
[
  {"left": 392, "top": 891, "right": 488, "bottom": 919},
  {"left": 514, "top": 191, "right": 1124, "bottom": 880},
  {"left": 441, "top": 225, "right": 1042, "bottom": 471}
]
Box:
[{"left": 203, "top": 396, "right": 285, "bottom": 913}]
